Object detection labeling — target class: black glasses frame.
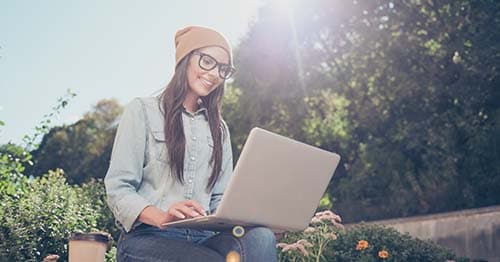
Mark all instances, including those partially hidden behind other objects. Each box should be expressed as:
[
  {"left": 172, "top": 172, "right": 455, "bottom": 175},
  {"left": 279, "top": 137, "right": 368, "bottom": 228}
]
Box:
[{"left": 192, "top": 51, "right": 236, "bottom": 79}]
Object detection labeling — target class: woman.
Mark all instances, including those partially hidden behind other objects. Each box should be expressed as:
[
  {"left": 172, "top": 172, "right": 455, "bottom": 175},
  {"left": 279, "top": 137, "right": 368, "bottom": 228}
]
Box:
[{"left": 104, "top": 26, "right": 277, "bottom": 261}]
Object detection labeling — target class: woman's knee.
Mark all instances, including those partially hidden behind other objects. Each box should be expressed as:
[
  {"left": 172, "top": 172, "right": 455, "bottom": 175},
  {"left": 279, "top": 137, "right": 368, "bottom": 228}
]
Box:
[
  {"left": 245, "top": 227, "right": 276, "bottom": 245},
  {"left": 239, "top": 227, "right": 277, "bottom": 261}
]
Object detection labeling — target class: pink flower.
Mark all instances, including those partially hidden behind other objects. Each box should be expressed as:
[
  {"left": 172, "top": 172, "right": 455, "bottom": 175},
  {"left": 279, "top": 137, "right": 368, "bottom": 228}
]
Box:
[
  {"left": 303, "top": 227, "right": 316, "bottom": 234},
  {"left": 297, "top": 239, "right": 313, "bottom": 247},
  {"left": 311, "top": 217, "right": 322, "bottom": 224},
  {"left": 326, "top": 233, "right": 337, "bottom": 240},
  {"left": 312, "top": 210, "right": 344, "bottom": 228},
  {"left": 276, "top": 240, "right": 312, "bottom": 257}
]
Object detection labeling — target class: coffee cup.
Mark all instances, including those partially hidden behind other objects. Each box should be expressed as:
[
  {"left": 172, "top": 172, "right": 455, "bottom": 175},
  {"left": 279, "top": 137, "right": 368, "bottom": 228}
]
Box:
[{"left": 68, "top": 232, "right": 111, "bottom": 262}]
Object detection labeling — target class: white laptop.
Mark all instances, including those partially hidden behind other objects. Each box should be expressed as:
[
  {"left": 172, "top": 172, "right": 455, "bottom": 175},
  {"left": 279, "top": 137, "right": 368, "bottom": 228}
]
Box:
[{"left": 162, "top": 127, "right": 340, "bottom": 233}]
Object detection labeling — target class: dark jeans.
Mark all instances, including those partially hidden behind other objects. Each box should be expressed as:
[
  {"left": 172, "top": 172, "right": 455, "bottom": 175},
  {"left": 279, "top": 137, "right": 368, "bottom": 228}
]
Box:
[{"left": 116, "top": 225, "right": 277, "bottom": 262}]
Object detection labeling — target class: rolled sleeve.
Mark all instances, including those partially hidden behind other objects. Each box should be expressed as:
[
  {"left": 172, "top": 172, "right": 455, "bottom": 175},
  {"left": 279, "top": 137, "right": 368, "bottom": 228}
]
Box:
[
  {"left": 209, "top": 121, "right": 233, "bottom": 214},
  {"left": 104, "top": 98, "right": 151, "bottom": 232}
]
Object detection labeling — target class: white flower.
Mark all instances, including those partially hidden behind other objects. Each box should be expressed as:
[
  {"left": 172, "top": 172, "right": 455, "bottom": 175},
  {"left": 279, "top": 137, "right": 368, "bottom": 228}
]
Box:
[
  {"left": 311, "top": 217, "right": 322, "bottom": 224},
  {"left": 297, "top": 239, "right": 313, "bottom": 247},
  {"left": 326, "top": 233, "right": 337, "bottom": 240},
  {"left": 312, "top": 210, "right": 343, "bottom": 227},
  {"left": 277, "top": 239, "right": 314, "bottom": 257},
  {"left": 304, "top": 227, "right": 316, "bottom": 234}
]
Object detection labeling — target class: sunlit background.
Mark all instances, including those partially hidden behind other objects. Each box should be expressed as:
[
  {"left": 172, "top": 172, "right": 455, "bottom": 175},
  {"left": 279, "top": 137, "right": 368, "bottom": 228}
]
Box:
[{"left": 0, "top": 0, "right": 264, "bottom": 144}]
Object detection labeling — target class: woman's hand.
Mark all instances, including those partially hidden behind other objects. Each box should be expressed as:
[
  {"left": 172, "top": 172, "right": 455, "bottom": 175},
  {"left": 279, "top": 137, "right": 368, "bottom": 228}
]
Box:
[
  {"left": 166, "top": 200, "right": 207, "bottom": 222},
  {"left": 138, "top": 200, "right": 206, "bottom": 229}
]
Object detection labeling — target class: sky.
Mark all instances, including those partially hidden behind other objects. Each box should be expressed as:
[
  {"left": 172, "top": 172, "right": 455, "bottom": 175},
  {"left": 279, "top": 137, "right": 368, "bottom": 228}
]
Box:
[{"left": 0, "top": 0, "right": 263, "bottom": 145}]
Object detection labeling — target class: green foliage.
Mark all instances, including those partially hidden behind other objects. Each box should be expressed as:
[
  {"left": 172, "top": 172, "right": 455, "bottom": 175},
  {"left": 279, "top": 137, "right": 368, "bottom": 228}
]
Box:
[
  {"left": 105, "top": 246, "right": 117, "bottom": 262},
  {"left": 277, "top": 211, "right": 465, "bottom": 262},
  {"left": 77, "top": 179, "right": 120, "bottom": 241},
  {"left": 226, "top": 0, "right": 500, "bottom": 222},
  {"left": 326, "top": 225, "right": 463, "bottom": 262},
  {"left": 0, "top": 143, "right": 30, "bottom": 196},
  {"left": 27, "top": 99, "right": 123, "bottom": 184},
  {"left": 302, "top": 90, "right": 351, "bottom": 149},
  {"left": 0, "top": 170, "right": 118, "bottom": 262},
  {"left": 0, "top": 170, "right": 99, "bottom": 261},
  {"left": 0, "top": 92, "right": 118, "bottom": 261}
]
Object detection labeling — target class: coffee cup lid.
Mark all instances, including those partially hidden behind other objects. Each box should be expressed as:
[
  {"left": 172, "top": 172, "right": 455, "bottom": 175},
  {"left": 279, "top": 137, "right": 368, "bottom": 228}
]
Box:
[{"left": 70, "top": 232, "right": 112, "bottom": 244}]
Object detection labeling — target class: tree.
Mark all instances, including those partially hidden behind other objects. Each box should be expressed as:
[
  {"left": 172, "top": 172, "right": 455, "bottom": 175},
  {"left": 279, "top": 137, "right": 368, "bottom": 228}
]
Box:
[
  {"left": 28, "top": 99, "right": 123, "bottom": 184},
  {"left": 225, "top": 0, "right": 500, "bottom": 221}
]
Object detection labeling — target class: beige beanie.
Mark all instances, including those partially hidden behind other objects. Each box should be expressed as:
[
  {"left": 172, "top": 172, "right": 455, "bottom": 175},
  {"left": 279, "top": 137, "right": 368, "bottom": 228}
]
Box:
[{"left": 174, "top": 26, "right": 233, "bottom": 68}]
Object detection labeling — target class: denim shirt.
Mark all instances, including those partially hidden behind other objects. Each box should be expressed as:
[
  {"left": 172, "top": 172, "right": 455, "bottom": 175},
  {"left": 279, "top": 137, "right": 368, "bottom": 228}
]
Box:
[{"left": 104, "top": 97, "right": 233, "bottom": 232}]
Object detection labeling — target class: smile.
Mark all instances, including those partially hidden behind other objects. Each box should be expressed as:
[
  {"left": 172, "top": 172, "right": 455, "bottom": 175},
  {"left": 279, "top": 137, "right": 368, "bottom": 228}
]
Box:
[{"left": 200, "top": 77, "right": 215, "bottom": 88}]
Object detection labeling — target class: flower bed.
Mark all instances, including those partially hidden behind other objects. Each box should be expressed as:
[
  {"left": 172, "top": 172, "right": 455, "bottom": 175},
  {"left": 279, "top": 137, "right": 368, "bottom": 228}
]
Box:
[{"left": 277, "top": 210, "right": 469, "bottom": 262}]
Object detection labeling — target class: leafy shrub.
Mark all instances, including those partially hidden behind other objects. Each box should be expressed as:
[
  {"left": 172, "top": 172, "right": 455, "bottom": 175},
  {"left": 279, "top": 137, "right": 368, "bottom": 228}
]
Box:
[
  {"left": 277, "top": 210, "right": 468, "bottom": 262},
  {"left": 0, "top": 92, "right": 118, "bottom": 261},
  {"left": 106, "top": 246, "right": 117, "bottom": 262},
  {"left": 326, "top": 224, "right": 468, "bottom": 262},
  {"left": 0, "top": 143, "right": 30, "bottom": 196},
  {"left": 0, "top": 169, "right": 100, "bottom": 261},
  {"left": 77, "top": 179, "right": 120, "bottom": 242}
]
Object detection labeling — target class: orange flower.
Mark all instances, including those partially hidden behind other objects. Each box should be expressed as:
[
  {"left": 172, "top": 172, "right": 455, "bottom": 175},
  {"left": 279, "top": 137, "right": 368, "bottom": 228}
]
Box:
[
  {"left": 355, "top": 240, "right": 369, "bottom": 250},
  {"left": 378, "top": 250, "right": 389, "bottom": 259}
]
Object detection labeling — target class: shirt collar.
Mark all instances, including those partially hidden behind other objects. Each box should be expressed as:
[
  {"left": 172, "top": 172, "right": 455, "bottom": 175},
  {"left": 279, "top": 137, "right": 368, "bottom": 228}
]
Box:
[{"left": 182, "top": 99, "right": 208, "bottom": 118}]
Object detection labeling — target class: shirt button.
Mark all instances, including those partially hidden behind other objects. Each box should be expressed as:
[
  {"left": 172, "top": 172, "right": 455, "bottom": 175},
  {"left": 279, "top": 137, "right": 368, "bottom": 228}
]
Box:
[
  {"left": 190, "top": 156, "right": 195, "bottom": 161},
  {"left": 191, "top": 117, "right": 195, "bottom": 121},
  {"left": 192, "top": 136, "right": 197, "bottom": 141},
  {"left": 188, "top": 179, "right": 193, "bottom": 183}
]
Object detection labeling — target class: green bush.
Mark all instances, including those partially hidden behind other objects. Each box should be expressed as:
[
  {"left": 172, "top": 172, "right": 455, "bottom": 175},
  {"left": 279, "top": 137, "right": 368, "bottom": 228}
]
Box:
[
  {"left": 0, "top": 169, "right": 101, "bottom": 261},
  {"left": 0, "top": 92, "right": 119, "bottom": 261},
  {"left": 277, "top": 211, "right": 468, "bottom": 262},
  {"left": 326, "top": 224, "right": 467, "bottom": 262},
  {"left": 77, "top": 179, "right": 120, "bottom": 242},
  {"left": 0, "top": 143, "right": 30, "bottom": 196}
]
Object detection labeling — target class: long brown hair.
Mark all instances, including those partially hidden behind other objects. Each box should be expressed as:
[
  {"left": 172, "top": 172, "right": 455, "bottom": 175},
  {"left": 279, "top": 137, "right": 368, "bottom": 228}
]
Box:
[{"left": 159, "top": 51, "right": 226, "bottom": 192}]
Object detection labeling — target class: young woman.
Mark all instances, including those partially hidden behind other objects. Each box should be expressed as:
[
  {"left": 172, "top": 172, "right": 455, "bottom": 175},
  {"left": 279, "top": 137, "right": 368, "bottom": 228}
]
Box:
[{"left": 104, "top": 26, "right": 277, "bottom": 261}]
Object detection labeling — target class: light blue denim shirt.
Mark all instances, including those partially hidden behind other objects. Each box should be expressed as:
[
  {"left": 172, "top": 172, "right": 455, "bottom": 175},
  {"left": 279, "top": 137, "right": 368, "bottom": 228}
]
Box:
[{"left": 104, "top": 97, "right": 233, "bottom": 232}]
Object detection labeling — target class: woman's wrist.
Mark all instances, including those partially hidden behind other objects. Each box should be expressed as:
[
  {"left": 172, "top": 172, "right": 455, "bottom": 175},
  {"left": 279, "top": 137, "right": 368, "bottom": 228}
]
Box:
[{"left": 138, "top": 205, "right": 167, "bottom": 227}]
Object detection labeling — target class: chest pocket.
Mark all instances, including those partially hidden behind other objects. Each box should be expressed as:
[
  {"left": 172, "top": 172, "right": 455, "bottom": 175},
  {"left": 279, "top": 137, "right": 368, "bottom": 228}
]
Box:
[{"left": 151, "top": 130, "right": 168, "bottom": 163}]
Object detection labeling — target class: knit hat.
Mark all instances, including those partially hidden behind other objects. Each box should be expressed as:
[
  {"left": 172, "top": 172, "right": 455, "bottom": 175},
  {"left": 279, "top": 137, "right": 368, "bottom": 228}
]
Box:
[{"left": 174, "top": 26, "right": 233, "bottom": 67}]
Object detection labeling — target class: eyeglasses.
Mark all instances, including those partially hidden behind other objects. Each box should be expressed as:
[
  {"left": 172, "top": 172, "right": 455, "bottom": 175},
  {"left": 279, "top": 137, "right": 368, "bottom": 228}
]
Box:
[{"left": 192, "top": 51, "right": 236, "bottom": 79}]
